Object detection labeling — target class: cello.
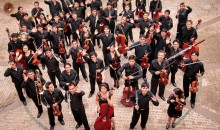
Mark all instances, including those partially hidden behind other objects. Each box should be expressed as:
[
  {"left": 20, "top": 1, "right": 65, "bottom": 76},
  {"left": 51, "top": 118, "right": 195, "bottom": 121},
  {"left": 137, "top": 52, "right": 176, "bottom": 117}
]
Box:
[
  {"left": 189, "top": 79, "right": 199, "bottom": 93},
  {"left": 116, "top": 34, "right": 127, "bottom": 54},
  {"left": 153, "top": 0, "right": 162, "bottom": 20},
  {"left": 94, "top": 103, "right": 114, "bottom": 130},
  {"left": 182, "top": 19, "right": 202, "bottom": 58}
]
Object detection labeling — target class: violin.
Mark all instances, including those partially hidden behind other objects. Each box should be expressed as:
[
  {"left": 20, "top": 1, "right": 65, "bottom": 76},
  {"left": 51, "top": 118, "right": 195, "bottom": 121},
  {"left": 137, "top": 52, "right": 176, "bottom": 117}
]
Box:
[
  {"left": 52, "top": 99, "right": 62, "bottom": 116},
  {"left": 135, "top": 8, "right": 144, "bottom": 18},
  {"left": 159, "top": 63, "right": 169, "bottom": 85},
  {"left": 94, "top": 103, "right": 114, "bottom": 130},
  {"left": 189, "top": 79, "right": 199, "bottom": 93},
  {"left": 32, "top": 53, "right": 40, "bottom": 65},
  {"left": 116, "top": 34, "right": 127, "bottom": 54},
  {"left": 182, "top": 19, "right": 202, "bottom": 58},
  {"left": 175, "top": 98, "right": 185, "bottom": 111},
  {"left": 78, "top": 24, "right": 83, "bottom": 34},
  {"left": 58, "top": 38, "right": 66, "bottom": 54},
  {"left": 83, "top": 40, "right": 90, "bottom": 50},
  {"left": 42, "top": 35, "right": 49, "bottom": 49},
  {"left": 64, "top": 20, "right": 69, "bottom": 33},
  {"left": 112, "top": 57, "right": 121, "bottom": 69},
  {"left": 121, "top": 80, "right": 135, "bottom": 107},
  {"left": 145, "top": 32, "right": 153, "bottom": 44},
  {"left": 76, "top": 51, "right": 84, "bottom": 63},
  {"left": 141, "top": 56, "right": 149, "bottom": 69},
  {"left": 153, "top": 0, "right": 162, "bottom": 20},
  {"left": 96, "top": 71, "right": 103, "bottom": 83}
]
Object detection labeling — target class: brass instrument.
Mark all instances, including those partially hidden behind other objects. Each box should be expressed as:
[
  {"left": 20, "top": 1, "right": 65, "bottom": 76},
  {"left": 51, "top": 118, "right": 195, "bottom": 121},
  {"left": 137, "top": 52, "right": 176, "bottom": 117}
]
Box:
[
  {"left": 35, "top": 69, "right": 44, "bottom": 105},
  {"left": 3, "top": 2, "right": 14, "bottom": 14},
  {"left": 123, "top": 0, "right": 131, "bottom": 5}
]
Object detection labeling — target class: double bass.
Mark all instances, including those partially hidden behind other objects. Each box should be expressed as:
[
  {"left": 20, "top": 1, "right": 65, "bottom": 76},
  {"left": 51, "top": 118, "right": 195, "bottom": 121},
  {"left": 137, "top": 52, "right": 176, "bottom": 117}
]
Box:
[
  {"left": 94, "top": 103, "right": 114, "bottom": 130},
  {"left": 189, "top": 79, "right": 199, "bottom": 93},
  {"left": 182, "top": 19, "right": 202, "bottom": 58}
]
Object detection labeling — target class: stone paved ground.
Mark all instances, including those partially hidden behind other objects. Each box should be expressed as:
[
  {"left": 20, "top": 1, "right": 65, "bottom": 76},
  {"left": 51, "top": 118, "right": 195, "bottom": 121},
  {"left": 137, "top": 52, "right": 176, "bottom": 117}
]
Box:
[{"left": 0, "top": 0, "right": 220, "bottom": 130}]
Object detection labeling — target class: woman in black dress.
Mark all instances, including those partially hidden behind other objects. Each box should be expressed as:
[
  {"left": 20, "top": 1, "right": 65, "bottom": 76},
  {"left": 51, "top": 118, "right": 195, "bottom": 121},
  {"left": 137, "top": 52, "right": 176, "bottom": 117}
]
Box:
[
  {"left": 60, "top": 12, "right": 72, "bottom": 46},
  {"left": 95, "top": 83, "right": 115, "bottom": 129},
  {"left": 166, "top": 88, "right": 186, "bottom": 129},
  {"left": 80, "top": 26, "right": 95, "bottom": 54},
  {"left": 107, "top": 44, "right": 121, "bottom": 89}
]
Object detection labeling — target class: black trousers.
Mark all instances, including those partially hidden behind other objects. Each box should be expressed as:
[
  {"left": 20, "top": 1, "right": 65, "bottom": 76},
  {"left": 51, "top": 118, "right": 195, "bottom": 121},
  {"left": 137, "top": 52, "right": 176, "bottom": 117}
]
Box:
[
  {"left": 124, "top": 80, "right": 139, "bottom": 90},
  {"left": 89, "top": 74, "right": 102, "bottom": 94},
  {"left": 32, "top": 95, "right": 43, "bottom": 113},
  {"left": 129, "top": 28, "right": 133, "bottom": 41},
  {"left": 71, "top": 108, "right": 90, "bottom": 130},
  {"left": 136, "top": 59, "right": 147, "bottom": 79},
  {"left": 15, "top": 83, "right": 26, "bottom": 102},
  {"left": 109, "top": 21, "right": 115, "bottom": 34},
  {"left": 169, "top": 64, "right": 178, "bottom": 83},
  {"left": 73, "top": 62, "right": 87, "bottom": 80},
  {"left": 124, "top": 36, "right": 129, "bottom": 56},
  {"left": 48, "top": 69, "right": 61, "bottom": 88},
  {"left": 130, "top": 108, "right": 149, "bottom": 129},
  {"left": 91, "top": 27, "right": 100, "bottom": 46},
  {"left": 176, "top": 23, "right": 186, "bottom": 40},
  {"left": 102, "top": 48, "right": 110, "bottom": 67},
  {"left": 183, "top": 75, "right": 196, "bottom": 104},
  {"left": 150, "top": 76, "right": 165, "bottom": 97},
  {"left": 47, "top": 104, "right": 63, "bottom": 127}
]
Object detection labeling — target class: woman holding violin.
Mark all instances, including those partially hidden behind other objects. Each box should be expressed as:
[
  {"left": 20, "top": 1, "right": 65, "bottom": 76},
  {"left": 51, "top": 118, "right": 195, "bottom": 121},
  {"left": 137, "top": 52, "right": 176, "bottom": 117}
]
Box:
[
  {"left": 107, "top": 44, "right": 121, "bottom": 89},
  {"left": 166, "top": 88, "right": 186, "bottom": 129},
  {"left": 95, "top": 83, "right": 115, "bottom": 130},
  {"left": 181, "top": 51, "right": 204, "bottom": 108},
  {"left": 80, "top": 26, "right": 95, "bottom": 54}
]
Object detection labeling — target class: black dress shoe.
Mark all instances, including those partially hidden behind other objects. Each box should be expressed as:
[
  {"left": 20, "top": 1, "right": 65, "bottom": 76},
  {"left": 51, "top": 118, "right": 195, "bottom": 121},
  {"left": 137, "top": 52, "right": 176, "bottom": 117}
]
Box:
[
  {"left": 88, "top": 93, "right": 93, "bottom": 98},
  {"left": 22, "top": 101, "right": 27, "bottom": 106},
  {"left": 172, "top": 82, "right": 177, "bottom": 87},
  {"left": 59, "top": 120, "right": 65, "bottom": 125},
  {"left": 37, "top": 112, "right": 43, "bottom": 118},
  {"left": 191, "top": 103, "right": 195, "bottom": 109},
  {"left": 142, "top": 128, "right": 146, "bottom": 130},
  {"left": 172, "top": 123, "right": 176, "bottom": 128},
  {"left": 84, "top": 78, "right": 88, "bottom": 82},
  {"left": 166, "top": 124, "right": 170, "bottom": 129},
  {"left": 160, "top": 96, "right": 166, "bottom": 101},
  {"left": 50, "top": 126, "right": 54, "bottom": 130},
  {"left": 75, "top": 124, "right": 82, "bottom": 129}
]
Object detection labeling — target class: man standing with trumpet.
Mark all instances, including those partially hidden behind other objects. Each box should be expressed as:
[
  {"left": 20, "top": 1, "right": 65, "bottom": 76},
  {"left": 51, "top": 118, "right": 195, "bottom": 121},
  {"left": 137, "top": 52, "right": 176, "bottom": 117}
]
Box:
[
  {"left": 22, "top": 69, "right": 46, "bottom": 118},
  {"left": 42, "top": 82, "right": 65, "bottom": 130}
]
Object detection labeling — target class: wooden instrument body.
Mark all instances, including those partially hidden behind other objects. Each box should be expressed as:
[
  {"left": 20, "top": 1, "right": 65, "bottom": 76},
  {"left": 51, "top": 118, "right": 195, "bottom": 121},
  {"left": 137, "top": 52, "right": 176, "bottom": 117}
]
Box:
[
  {"left": 159, "top": 72, "right": 168, "bottom": 85},
  {"left": 141, "top": 56, "right": 149, "bottom": 69},
  {"left": 189, "top": 80, "right": 199, "bottom": 93},
  {"left": 116, "top": 35, "right": 127, "bottom": 54},
  {"left": 120, "top": 85, "right": 135, "bottom": 107},
  {"left": 53, "top": 104, "right": 62, "bottom": 116},
  {"left": 76, "top": 52, "right": 84, "bottom": 63},
  {"left": 58, "top": 42, "right": 66, "bottom": 54},
  {"left": 96, "top": 72, "right": 103, "bottom": 82}
]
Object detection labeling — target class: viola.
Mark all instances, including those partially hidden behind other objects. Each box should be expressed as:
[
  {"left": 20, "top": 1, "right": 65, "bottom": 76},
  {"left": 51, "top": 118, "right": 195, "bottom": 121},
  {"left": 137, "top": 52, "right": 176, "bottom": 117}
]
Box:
[
  {"left": 116, "top": 34, "right": 127, "bottom": 54},
  {"left": 121, "top": 80, "right": 135, "bottom": 107},
  {"left": 94, "top": 103, "right": 114, "bottom": 130},
  {"left": 182, "top": 19, "right": 202, "bottom": 58},
  {"left": 96, "top": 71, "right": 103, "bottom": 83},
  {"left": 189, "top": 79, "right": 199, "bottom": 93},
  {"left": 83, "top": 40, "right": 90, "bottom": 50},
  {"left": 58, "top": 42, "right": 66, "bottom": 54},
  {"left": 140, "top": 56, "right": 149, "bottom": 69},
  {"left": 76, "top": 52, "right": 84, "bottom": 63}
]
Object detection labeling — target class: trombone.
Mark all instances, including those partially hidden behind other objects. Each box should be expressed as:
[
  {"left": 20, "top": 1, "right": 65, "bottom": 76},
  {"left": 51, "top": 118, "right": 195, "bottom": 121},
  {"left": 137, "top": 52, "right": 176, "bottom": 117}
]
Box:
[{"left": 35, "top": 69, "right": 44, "bottom": 105}]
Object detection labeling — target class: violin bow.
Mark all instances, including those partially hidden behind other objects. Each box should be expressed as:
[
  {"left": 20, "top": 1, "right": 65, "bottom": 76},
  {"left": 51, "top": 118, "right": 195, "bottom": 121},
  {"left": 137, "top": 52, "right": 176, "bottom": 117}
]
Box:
[
  {"left": 52, "top": 53, "right": 63, "bottom": 65},
  {"left": 27, "top": 43, "right": 44, "bottom": 63}
]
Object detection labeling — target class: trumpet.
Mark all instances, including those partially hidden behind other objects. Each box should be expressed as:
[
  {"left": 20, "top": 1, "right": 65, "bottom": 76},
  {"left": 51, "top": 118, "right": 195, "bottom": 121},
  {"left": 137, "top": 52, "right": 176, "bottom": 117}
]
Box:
[{"left": 35, "top": 69, "right": 44, "bottom": 105}]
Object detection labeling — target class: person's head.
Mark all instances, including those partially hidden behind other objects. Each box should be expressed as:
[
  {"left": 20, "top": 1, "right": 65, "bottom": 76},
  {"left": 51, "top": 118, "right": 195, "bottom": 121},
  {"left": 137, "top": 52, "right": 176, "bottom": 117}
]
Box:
[
  {"left": 149, "top": 24, "right": 155, "bottom": 31},
  {"left": 72, "top": 40, "right": 78, "bottom": 49},
  {"left": 141, "top": 82, "right": 149, "bottom": 95},
  {"left": 45, "top": 82, "right": 55, "bottom": 93},
  {"left": 64, "top": 63, "right": 72, "bottom": 73},
  {"left": 173, "top": 88, "right": 183, "bottom": 98},
  {"left": 186, "top": 20, "right": 193, "bottom": 29},
  {"left": 104, "top": 26, "right": 110, "bottom": 34},
  {"left": 164, "top": 10, "right": 170, "bottom": 18},
  {"left": 18, "top": 6, "right": 23, "bottom": 13},
  {"left": 68, "top": 83, "right": 77, "bottom": 94},
  {"left": 59, "top": 12, "right": 65, "bottom": 18},
  {"left": 107, "top": 2, "right": 112, "bottom": 9},
  {"left": 191, "top": 51, "right": 199, "bottom": 62},
  {"left": 89, "top": 52, "right": 97, "bottom": 62},
  {"left": 109, "top": 44, "right": 115, "bottom": 52},
  {"left": 99, "top": 82, "right": 110, "bottom": 93},
  {"left": 139, "top": 35, "right": 146, "bottom": 44},
  {"left": 52, "top": 25, "right": 58, "bottom": 32},
  {"left": 125, "top": 5, "right": 130, "bottom": 11},
  {"left": 143, "top": 12, "right": 149, "bottom": 20},
  {"left": 21, "top": 24, "right": 27, "bottom": 31},
  {"left": 45, "top": 48, "right": 52, "bottom": 58},
  {"left": 154, "top": 0, "right": 157, "bottom": 1},
  {"left": 71, "top": 12, "right": 78, "bottom": 19},
  {"left": 23, "top": 13, "right": 29, "bottom": 21},
  {"left": 83, "top": 26, "right": 89, "bottom": 33},
  {"left": 39, "top": 13, "right": 45, "bottom": 19},
  {"left": 37, "top": 24, "right": 43, "bottom": 32},
  {"left": 128, "top": 55, "right": 136, "bottom": 67},
  {"left": 74, "top": 2, "right": 79, "bottom": 8},
  {"left": 22, "top": 44, "right": 29, "bottom": 53},
  {"left": 173, "top": 40, "right": 180, "bottom": 50},
  {"left": 180, "top": 2, "right": 185, "bottom": 10},
  {"left": 11, "top": 33, "right": 18, "bottom": 42},
  {"left": 27, "top": 69, "right": 35, "bottom": 80},
  {"left": 121, "top": 16, "right": 127, "bottom": 24},
  {"left": 8, "top": 60, "right": 17, "bottom": 69},
  {"left": 161, "top": 28, "right": 167, "bottom": 37},
  {"left": 157, "top": 50, "right": 165, "bottom": 61},
  {"left": 52, "top": 0, "right": 56, "bottom": 3},
  {"left": 92, "top": 8, "right": 97, "bottom": 15},
  {"left": 54, "top": 14, "right": 59, "bottom": 21},
  {"left": 34, "top": 1, "right": 39, "bottom": 9}
]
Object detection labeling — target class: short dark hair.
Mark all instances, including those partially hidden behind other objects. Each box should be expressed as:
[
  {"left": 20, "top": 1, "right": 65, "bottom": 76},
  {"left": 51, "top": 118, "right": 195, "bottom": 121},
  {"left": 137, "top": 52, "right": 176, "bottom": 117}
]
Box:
[
  {"left": 173, "top": 39, "right": 180, "bottom": 44},
  {"left": 68, "top": 83, "right": 76, "bottom": 88},
  {"left": 89, "top": 52, "right": 97, "bottom": 58},
  {"left": 11, "top": 33, "right": 18, "bottom": 38},
  {"left": 192, "top": 51, "right": 199, "bottom": 56},
  {"left": 158, "top": 50, "right": 166, "bottom": 55},
  {"left": 141, "top": 81, "right": 149, "bottom": 88},
  {"left": 27, "top": 69, "right": 34, "bottom": 73},
  {"left": 180, "top": 2, "right": 185, "bottom": 6},
  {"left": 34, "top": 1, "right": 39, "bottom": 5},
  {"left": 64, "top": 63, "right": 72, "bottom": 67},
  {"left": 173, "top": 88, "right": 184, "bottom": 98},
  {"left": 18, "top": 6, "right": 23, "bottom": 11},
  {"left": 187, "top": 20, "right": 193, "bottom": 24},
  {"left": 165, "top": 10, "right": 170, "bottom": 14},
  {"left": 128, "top": 55, "right": 136, "bottom": 60},
  {"left": 8, "top": 60, "right": 16, "bottom": 64},
  {"left": 45, "top": 48, "right": 52, "bottom": 52},
  {"left": 144, "top": 12, "right": 149, "bottom": 15},
  {"left": 36, "top": 24, "right": 43, "bottom": 28},
  {"left": 45, "top": 82, "right": 53, "bottom": 89},
  {"left": 23, "top": 13, "right": 28, "bottom": 17},
  {"left": 99, "top": 82, "right": 110, "bottom": 91},
  {"left": 139, "top": 34, "right": 146, "bottom": 39}
]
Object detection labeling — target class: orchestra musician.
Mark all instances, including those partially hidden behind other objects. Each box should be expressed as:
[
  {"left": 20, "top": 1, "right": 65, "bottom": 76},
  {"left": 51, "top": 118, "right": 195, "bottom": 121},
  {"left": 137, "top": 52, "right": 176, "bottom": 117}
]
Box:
[
  {"left": 10, "top": 6, "right": 25, "bottom": 21},
  {"left": 68, "top": 83, "right": 90, "bottom": 130},
  {"left": 181, "top": 51, "right": 204, "bottom": 108},
  {"left": 42, "top": 82, "right": 65, "bottom": 130},
  {"left": 44, "top": 0, "right": 62, "bottom": 17},
  {"left": 150, "top": 0, "right": 162, "bottom": 19},
  {"left": 129, "top": 82, "right": 159, "bottom": 130},
  {"left": 157, "top": 10, "right": 173, "bottom": 32},
  {"left": 31, "top": 1, "right": 44, "bottom": 25}
]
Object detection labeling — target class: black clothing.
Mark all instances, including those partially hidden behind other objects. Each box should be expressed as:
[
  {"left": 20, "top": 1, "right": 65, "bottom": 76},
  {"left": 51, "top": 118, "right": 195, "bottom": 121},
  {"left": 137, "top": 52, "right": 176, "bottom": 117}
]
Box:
[
  {"left": 31, "top": 8, "right": 44, "bottom": 24},
  {"left": 8, "top": 39, "right": 23, "bottom": 53},
  {"left": 72, "top": 6, "right": 86, "bottom": 19},
  {"left": 60, "top": 69, "right": 78, "bottom": 90},
  {"left": 49, "top": 31, "right": 65, "bottom": 54},
  {"left": 150, "top": 0, "right": 162, "bottom": 13},
  {"left": 42, "top": 88, "right": 64, "bottom": 127},
  {"left": 154, "top": 33, "right": 170, "bottom": 58},
  {"left": 107, "top": 52, "right": 121, "bottom": 80},
  {"left": 179, "top": 26, "right": 198, "bottom": 47},
  {"left": 149, "top": 59, "right": 170, "bottom": 96},
  {"left": 44, "top": 1, "right": 62, "bottom": 17},
  {"left": 102, "top": 8, "right": 117, "bottom": 33},
  {"left": 30, "top": 30, "right": 50, "bottom": 48},
  {"left": 157, "top": 15, "right": 173, "bottom": 31},
  {"left": 87, "top": 1, "right": 101, "bottom": 11},
  {"left": 134, "top": 18, "right": 153, "bottom": 35},
  {"left": 130, "top": 90, "right": 159, "bottom": 129},
  {"left": 22, "top": 52, "right": 41, "bottom": 73},
  {"left": 4, "top": 67, "right": 26, "bottom": 102},
  {"left": 20, "top": 20, "right": 35, "bottom": 30},
  {"left": 70, "top": 91, "right": 90, "bottom": 130},
  {"left": 10, "top": 12, "right": 24, "bottom": 21},
  {"left": 167, "top": 94, "right": 186, "bottom": 118},
  {"left": 68, "top": 18, "right": 83, "bottom": 40}
]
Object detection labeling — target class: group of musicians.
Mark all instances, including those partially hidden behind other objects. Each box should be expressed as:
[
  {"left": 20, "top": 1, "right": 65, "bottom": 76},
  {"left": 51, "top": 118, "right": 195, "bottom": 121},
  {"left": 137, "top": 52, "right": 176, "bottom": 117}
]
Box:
[{"left": 4, "top": 0, "right": 205, "bottom": 130}]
